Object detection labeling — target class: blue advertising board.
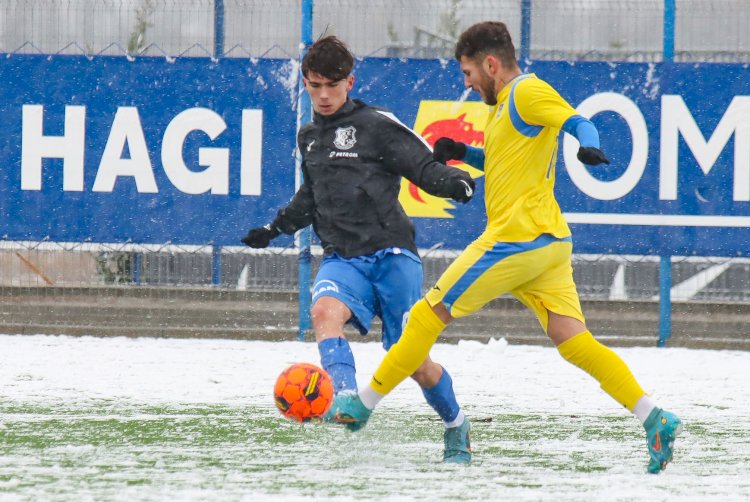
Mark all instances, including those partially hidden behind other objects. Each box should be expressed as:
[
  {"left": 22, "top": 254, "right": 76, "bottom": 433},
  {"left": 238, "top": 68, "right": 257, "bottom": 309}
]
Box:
[
  {"left": 351, "top": 59, "right": 750, "bottom": 257},
  {"left": 0, "top": 55, "right": 299, "bottom": 246},
  {"left": 1, "top": 55, "right": 749, "bottom": 256}
]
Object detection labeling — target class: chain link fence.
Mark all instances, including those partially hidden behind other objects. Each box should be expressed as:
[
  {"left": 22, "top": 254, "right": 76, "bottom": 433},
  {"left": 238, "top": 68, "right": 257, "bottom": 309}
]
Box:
[
  {"left": 3, "top": 240, "right": 750, "bottom": 303},
  {"left": 1, "top": 0, "right": 749, "bottom": 61}
]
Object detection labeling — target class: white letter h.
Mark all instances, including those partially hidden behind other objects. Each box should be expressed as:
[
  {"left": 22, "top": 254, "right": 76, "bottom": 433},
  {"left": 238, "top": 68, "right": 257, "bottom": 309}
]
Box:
[{"left": 21, "top": 104, "right": 86, "bottom": 191}]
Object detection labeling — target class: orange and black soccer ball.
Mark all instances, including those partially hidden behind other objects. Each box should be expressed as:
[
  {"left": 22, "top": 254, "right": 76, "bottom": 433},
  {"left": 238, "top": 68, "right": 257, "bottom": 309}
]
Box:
[{"left": 274, "top": 363, "right": 334, "bottom": 422}]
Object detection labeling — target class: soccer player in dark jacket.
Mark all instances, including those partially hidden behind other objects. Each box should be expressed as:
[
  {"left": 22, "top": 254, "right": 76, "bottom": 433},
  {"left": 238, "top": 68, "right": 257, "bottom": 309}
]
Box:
[{"left": 242, "top": 35, "right": 475, "bottom": 463}]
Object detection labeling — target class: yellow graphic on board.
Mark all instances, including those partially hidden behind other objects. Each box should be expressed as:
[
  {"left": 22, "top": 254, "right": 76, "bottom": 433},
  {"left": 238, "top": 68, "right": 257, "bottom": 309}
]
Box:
[{"left": 400, "top": 101, "right": 487, "bottom": 218}]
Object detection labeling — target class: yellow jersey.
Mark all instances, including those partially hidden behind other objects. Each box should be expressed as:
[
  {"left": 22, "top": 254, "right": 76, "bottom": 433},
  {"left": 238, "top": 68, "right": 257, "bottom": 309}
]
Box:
[{"left": 482, "top": 73, "right": 577, "bottom": 242}]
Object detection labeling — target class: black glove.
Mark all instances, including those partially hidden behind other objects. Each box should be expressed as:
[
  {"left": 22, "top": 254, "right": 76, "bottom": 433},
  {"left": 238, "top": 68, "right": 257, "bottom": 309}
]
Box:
[
  {"left": 433, "top": 137, "right": 467, "bottom": 163},
  {"left": 577, "top": 146, "right": 610, "bottom": 166},
  {"left": 451, "top": 174, "right": 475, "bottom": 204},
  {"left": 241, "top": 224, "right": 280, "bottom": 248}
]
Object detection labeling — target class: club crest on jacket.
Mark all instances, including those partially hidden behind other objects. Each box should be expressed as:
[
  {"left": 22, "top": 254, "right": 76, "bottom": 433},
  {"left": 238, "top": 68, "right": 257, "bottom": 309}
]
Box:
[{"left": 333, "top": 126, "right": 357, "bottom": 150}]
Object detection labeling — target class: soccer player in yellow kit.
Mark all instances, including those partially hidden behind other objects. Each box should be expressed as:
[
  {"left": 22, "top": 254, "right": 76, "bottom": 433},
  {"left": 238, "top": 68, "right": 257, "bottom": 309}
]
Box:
[{"left": 329, "top": 21, "right": 682, "bottom": 474}]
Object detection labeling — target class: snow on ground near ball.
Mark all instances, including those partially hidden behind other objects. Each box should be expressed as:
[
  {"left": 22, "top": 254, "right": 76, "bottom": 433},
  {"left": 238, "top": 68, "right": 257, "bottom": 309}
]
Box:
[{"left": 0, "top": 333, "right": 746, "bottom": 419}]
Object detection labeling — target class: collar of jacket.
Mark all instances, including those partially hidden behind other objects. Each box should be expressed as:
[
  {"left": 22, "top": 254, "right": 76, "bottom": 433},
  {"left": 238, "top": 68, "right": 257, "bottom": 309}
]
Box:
[{"left": 312, "top": 98, "right": 360, "bottom": 124}]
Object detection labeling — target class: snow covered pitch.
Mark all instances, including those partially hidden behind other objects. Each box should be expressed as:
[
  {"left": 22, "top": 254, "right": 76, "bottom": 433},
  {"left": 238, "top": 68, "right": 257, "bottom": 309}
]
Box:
[{"left": 1, "top": 334, "right": 749, "bottom": 500}]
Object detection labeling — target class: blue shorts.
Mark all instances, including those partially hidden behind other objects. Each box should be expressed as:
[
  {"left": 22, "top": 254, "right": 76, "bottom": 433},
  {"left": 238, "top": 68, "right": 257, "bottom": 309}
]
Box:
[{"left": 312, "top": 248, "right": 422, "bottom": 349}]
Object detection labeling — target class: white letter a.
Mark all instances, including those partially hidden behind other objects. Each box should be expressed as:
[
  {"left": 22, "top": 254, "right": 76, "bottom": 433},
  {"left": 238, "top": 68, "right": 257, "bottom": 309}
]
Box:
[{"left": 93, "top": 107, "right": 158, "bottom": 193}]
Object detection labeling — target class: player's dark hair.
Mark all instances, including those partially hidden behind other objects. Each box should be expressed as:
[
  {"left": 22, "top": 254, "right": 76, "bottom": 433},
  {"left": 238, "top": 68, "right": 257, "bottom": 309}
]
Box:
[
  {"left": 454, "top": 21, "right": 517, "bottom": 68},
  {"left": 301, "top": 35, "right": 354, "bottom": 81}
]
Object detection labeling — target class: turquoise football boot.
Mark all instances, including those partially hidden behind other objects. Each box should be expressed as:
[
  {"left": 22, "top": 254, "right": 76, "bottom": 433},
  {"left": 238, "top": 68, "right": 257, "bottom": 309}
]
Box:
[
  {"left": 322, "top": 402, "right": 338, "bottom": 423},
  {"left": 322, "top": 390, "right": 355, "bottom": 423},
  {"left": 644, "top": 408, "right": 682, "bottom": 474},
  {"left": 443, "top": 417, "right": 472, "bottom": 464},
  {"left": 328, "top": 393, "right": 372, "bottom": 431}
]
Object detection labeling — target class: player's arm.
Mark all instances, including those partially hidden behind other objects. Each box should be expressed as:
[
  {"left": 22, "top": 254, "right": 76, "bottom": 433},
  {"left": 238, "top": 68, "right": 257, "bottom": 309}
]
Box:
[
  {"left": 270, "top": 173, "right": 315, "bottom": 234},
  {"left": 433, "top": 138, "right": 485, "bottom": 171},
  {"left": 561, "top": 115, "right": 610, "bottom": 166},
  {"left": 241, "top": 164, "right": 315, "bottom": 248},
  {"left": 515, "top": 78, "right": 610, "bottom": 166},
  {"left": 374, "top": 110, "right": 475, "bottom": 203}
]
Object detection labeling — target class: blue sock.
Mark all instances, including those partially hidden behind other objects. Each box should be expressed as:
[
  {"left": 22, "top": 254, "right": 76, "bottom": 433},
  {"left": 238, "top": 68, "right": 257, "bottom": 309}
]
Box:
[
  {"left": 318, "top": 337, "right": 357, "bottom": 394},
  {"left": 421, "top": 368, "right": 461, "bottom": 423}
]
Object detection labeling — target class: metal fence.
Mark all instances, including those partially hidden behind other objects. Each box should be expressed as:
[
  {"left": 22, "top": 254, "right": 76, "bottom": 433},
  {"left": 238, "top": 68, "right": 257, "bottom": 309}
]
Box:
[
  {"left": 3, "top": 241, "right": 750, "bottom": 303},
  {"left": 1, "top": 0, "right": 749, "bottom": 61}
]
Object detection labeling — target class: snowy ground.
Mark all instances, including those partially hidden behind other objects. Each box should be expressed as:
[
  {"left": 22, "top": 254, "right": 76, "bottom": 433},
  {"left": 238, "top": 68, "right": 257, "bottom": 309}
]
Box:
[{"left": 1, "top": 334, "right": 749, "bottom": 501}]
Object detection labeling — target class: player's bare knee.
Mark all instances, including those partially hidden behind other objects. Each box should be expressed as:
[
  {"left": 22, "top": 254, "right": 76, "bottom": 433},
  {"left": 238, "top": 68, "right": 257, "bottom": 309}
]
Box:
[
  {"left": 547, "top": 310, "right": 587, "bottom": 346},
  {"left": 311, "top": 299, "right": 346, "bottom": 325},
  {"left": 310, "top": 301, "right": 328, "bottom": 325},
  {"left": 311, "top": 299, "right": 351, "bottom": 343},
  {"left": 431, "top": 301, "right": 454, "bottom": 325},
  {"left": 410, "top": 359, "right": 442, "bottom": 388}
]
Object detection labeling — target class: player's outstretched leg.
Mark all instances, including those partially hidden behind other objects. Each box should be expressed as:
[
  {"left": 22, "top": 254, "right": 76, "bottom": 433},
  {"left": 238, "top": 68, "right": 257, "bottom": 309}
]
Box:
[
  {"left": 319, "top": 337, "right": 358, "bottom": 424},
  {"left": 318, "top": 337, "right": 357, "bottom": 395},
  {"left": 556, "top": 330, "right": 683, "bottom": 473},
  {"left": 644, "top": 407, "right": 683, "bottom": 474},
  {"left": 327, "top": 393, "right": 372, "bottom": 431}
]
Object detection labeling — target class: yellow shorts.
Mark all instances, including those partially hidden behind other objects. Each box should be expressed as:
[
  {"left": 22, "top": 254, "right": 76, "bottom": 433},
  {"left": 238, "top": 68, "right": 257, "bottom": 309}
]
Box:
[{"left": 424, "top": 233, "right": 584, "bottom": 333}]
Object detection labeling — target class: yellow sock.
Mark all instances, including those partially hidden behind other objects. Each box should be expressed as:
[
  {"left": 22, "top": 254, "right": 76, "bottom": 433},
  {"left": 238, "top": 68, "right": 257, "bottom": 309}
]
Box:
[
  {"left": 369, "top": 299, "right": 445, "bottom": 395},
  {"left": 557, "top": 331, "right": 645, "bottom": 411}
]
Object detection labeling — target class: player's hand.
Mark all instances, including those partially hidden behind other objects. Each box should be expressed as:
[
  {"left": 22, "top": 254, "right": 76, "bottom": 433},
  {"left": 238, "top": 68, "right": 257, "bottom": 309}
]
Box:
[
  {"left": 433, "top": 137, "right": 467, "bottom": 163},
  {"left": 577, "top": 146, "right": 610, "bottom": 166},
  {"left": 451, "top": 174, "right": 475, "bottom": 204},
  {"left": 241, "top": 224, "right": 280, "bottom": 248}
]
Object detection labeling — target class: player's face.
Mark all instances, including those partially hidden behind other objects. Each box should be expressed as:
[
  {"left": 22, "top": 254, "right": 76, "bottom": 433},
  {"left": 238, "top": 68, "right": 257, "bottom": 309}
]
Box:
[
  {"left": 459, "top": 56, "right": 497, "bottom": 106},
  {"left": 303, "top": 72, "right": 354, "bottom": 115}
]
